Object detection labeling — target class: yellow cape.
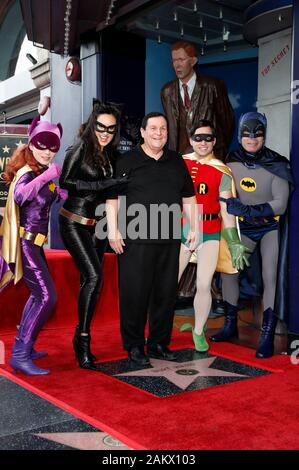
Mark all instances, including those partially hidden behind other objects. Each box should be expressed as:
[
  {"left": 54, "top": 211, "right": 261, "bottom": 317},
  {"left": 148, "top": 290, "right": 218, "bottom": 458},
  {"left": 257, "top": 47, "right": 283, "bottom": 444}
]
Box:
[
  {"left": 0, "top": 165, "right": 32, "bottom": 289},
  {"left": 183, "top": 152, "right": 238, "bottom": 274}
]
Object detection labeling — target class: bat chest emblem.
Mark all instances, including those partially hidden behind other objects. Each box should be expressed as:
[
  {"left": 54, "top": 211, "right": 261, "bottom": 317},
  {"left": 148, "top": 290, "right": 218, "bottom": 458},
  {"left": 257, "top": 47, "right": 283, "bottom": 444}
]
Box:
[{"left": 240, "top": 177, "right": 256, "bottom": 192}]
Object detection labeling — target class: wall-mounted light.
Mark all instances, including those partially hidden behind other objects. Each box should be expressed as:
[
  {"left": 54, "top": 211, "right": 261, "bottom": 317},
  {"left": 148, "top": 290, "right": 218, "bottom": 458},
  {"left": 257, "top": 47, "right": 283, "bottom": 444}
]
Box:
[
  {"left": 26, "top": 53, "right": 37, "bottom": 65},
  {"left": 180, "top": 25, "right": 184, "bottom": 37},
  {"left": 199, "top": 17, "right": 203, "bottom": 28},
  {"left": 173, "top": 11, "right": 178, "bottom": 22},
  {"left": 157, "top": 35, "right": 162, "bottom": 44},
  {"left": 193, "top": 2, "right": 198, "bottom": 12}
]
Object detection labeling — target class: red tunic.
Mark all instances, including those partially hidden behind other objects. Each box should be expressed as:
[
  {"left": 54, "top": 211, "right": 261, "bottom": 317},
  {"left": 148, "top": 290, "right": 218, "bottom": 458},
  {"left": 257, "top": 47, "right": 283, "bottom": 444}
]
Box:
[{"left": 184, "top": 158, "right": 222, "bottom": 234}]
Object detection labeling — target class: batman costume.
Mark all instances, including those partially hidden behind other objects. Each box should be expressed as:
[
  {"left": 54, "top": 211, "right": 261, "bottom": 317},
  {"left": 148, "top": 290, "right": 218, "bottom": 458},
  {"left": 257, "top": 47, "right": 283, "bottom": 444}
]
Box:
[{"left": 210, "top": 112, "right": 293, "bottom": 358}]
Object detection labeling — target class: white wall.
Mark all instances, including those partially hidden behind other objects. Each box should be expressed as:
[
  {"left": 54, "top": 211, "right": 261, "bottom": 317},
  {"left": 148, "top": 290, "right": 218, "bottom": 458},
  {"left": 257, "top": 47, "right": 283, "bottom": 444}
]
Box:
[{"left": 257, "top": 28, "right": 292, "bottom": 158}]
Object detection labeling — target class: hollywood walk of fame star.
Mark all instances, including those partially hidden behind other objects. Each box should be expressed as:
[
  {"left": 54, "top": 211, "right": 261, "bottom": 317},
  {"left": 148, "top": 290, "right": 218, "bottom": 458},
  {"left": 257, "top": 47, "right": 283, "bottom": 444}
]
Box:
[
  {"left": 2, "top": 145, "right": 10, "bottom": 153},
  {"left": 34, "top": 432, "right": 130, "bottom": 450},
  {"left": 116, "top": 356, "right": 248, "bottom": 390}
]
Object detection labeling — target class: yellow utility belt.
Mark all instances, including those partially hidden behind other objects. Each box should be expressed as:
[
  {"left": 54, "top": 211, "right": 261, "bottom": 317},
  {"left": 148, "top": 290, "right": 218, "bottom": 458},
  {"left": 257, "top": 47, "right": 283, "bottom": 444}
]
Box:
[
  {"left": 19, "top": 227, "right": 47, "bottom": 247},
  {"left": 238, "top": 215, "right": 280, "bottom": 222}
]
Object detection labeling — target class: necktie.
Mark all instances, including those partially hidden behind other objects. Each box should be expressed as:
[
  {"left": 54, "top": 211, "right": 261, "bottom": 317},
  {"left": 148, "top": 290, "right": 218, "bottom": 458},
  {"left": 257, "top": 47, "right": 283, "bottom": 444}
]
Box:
[{"left": 182, "top": 83, "right": 191, "bottom": 110}]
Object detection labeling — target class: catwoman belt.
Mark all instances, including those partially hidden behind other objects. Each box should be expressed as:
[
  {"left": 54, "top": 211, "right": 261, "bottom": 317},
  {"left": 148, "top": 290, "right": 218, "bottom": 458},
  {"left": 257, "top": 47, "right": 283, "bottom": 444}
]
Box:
[
  {"left": 199, "top": 213, "right": 219, "bottom": 221},
  {"left": 19, "top": 227, "right": 47, "bottom": 247},
  {"left": 59, "top": 207, "right": 97, "bottom": 226}
]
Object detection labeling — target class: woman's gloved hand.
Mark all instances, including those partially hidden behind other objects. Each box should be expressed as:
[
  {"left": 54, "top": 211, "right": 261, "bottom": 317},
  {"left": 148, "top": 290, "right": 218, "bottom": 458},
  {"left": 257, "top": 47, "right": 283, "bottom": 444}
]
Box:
[
  {"left": 76, "top": 174, "right": 130, "bottom": 191},
  {"left": 14, "top": 163, "right": 62, "bottom": 205}
]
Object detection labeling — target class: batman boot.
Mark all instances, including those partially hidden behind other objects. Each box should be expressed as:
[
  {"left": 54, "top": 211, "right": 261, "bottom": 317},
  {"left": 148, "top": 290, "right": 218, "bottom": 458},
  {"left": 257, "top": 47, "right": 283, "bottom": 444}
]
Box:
[
  {"left": 256, "top": 308, "right": 278, "bottom": 359},
  {"left": 209, "top": 301, "right": 238, "bottom": 342}
]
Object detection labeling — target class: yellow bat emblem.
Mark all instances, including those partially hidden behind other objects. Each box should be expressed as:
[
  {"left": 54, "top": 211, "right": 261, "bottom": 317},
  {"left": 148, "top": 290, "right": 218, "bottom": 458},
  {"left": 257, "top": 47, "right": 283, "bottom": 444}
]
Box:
[{"left": 240, "top": 177, "right": 256, "bottom": 192}]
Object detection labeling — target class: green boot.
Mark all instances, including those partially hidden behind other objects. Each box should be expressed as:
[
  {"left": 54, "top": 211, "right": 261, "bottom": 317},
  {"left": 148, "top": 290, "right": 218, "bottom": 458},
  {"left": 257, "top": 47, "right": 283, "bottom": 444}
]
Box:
[{"left": 180, "top": 323, "right": 209, "bottom": 352}]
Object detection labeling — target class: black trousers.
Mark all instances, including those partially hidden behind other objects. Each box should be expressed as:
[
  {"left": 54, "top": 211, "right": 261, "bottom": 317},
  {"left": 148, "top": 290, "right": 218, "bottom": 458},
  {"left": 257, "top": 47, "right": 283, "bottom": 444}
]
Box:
[
  {"left": 118, "top": 243, "right": 180, "bottom": 350},
  {"left": 59, "top": 216, "right": 107, "bottom": 333}
]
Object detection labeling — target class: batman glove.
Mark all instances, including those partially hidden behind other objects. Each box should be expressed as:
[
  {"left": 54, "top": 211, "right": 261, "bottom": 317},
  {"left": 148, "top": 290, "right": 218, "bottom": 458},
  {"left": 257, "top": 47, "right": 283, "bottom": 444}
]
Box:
[{"left": 218, "top": 197, "right": 274, "bottom": 218}]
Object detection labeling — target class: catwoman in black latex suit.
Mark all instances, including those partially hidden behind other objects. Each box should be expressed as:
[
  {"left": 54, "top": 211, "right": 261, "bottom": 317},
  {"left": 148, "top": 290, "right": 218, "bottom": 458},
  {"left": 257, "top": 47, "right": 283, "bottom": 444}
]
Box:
[{"left": 59, "top": 102, "right": 127, "bottom": 370}]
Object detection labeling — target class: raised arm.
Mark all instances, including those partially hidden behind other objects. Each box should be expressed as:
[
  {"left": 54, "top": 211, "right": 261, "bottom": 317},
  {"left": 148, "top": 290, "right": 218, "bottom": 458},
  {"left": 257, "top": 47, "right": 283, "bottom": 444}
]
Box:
[{"left": 14, "top": 164, "right": 62, "bottom": 206}]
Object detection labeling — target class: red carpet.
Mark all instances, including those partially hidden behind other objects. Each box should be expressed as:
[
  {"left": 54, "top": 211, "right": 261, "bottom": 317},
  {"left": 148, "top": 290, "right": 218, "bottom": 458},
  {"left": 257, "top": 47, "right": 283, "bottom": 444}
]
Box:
[{"left": 1, "top": 250, "right": 299, "bottom": 450}]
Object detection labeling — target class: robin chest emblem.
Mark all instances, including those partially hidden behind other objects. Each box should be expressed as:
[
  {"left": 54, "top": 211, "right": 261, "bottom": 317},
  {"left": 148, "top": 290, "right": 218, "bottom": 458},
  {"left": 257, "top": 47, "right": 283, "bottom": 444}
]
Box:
[
  {"left": 240, "top": 177, "right": 256, "bottom": 192},
  {"left": 197, "top": 182, "right": 209, "bottom": 195}
]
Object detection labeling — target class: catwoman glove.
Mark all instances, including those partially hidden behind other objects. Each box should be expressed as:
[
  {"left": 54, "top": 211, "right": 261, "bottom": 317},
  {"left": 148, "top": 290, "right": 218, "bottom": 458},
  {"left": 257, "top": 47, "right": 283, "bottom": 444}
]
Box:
[{"left": 76, "top": 175, "right": 130, "bottom": 191}]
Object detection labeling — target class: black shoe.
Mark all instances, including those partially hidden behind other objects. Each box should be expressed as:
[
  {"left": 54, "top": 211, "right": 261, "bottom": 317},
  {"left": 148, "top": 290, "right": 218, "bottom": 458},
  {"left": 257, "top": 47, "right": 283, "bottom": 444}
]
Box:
[
  {"left": 128, "top": 346, "right": 150, "bottom": 367},
  {"left": 147, "top": 344, "right": 178, "bottom": 361},
  {"left": 73, "top": 325, "right": 97, "bottom": 362},
  {"left": 76, "top": 334, "right": 100, "bottom": 371}
]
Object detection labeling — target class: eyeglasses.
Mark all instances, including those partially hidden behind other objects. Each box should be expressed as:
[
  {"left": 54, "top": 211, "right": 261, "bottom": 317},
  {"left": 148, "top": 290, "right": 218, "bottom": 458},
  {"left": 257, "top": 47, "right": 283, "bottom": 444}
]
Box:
[
  {"left": 94, "top": 121, "right": 117, "bottom": 134},
  {"left": 191, "top": 133, "right": 215, "bottom": 142}
]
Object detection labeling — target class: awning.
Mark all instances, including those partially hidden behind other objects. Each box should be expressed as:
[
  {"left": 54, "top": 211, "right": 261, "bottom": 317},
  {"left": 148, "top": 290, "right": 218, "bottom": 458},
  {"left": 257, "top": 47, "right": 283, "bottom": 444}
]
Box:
[{"left": 20, "top": 0, "right": 163, "bottom": 56}]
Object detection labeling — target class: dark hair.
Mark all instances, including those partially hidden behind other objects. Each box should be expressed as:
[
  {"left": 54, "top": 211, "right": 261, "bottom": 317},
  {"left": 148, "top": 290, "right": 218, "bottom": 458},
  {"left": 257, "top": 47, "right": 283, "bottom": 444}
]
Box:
[
  {"left": 79, "top": 101, "right": 121, "bottom": 168},
  {"left": 141, "top": 112, "right": 168, "bottom": 130},
  {"left": 172, "top": 41, "right": 198, "bottom": 58},
  {"left": 4, "top": 144, "right": 42, "bottom": 183},
  {"left": 189, "top": 119, "right": 216, "bottom": 137}
]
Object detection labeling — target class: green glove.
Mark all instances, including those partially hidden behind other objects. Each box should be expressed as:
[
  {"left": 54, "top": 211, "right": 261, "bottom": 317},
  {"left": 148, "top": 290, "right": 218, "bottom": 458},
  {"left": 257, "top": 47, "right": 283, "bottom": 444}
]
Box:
[{"left": 221, "top": 227, "right": 251, "bottom": 271}]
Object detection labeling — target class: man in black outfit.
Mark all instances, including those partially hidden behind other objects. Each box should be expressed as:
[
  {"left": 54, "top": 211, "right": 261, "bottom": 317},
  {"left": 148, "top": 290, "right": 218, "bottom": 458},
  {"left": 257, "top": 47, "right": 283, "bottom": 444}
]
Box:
[{"left": 106, "top": 112, "right": 197, "bottom": 366}]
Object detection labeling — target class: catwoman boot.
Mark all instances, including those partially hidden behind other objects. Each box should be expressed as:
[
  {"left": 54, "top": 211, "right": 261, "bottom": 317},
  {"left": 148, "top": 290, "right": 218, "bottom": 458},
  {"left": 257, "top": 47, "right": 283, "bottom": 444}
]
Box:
[
  {"left": 209, "top": 301, "right": 239, "bottom": 342},
  {"left": 10, "top": 338, "right": 50, "bottom": 376},
  {"left": 73, "top": 325, "right": 96, "bottom": 361},
  {"left": 76, "top": 334, "right": 100, "bottom": 370},
  {"left": 256, "top": 308, "right": 278, "bottom": 358}
]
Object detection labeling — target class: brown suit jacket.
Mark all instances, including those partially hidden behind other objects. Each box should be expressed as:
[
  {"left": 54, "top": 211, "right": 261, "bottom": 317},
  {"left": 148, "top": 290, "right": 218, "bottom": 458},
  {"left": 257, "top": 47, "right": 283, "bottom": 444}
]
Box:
[{"left": 161, "top": 72, "right": 235, "bottom": 159}]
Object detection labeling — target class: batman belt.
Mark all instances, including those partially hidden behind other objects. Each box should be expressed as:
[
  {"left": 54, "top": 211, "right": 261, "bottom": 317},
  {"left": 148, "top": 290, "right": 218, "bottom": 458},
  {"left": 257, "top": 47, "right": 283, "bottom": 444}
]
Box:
[
  {"left": 238, "top": 215, "right": 280, "bottom": 224},
  {"left": 19, "top": 227, "right": 47, "bottom": 247}
]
